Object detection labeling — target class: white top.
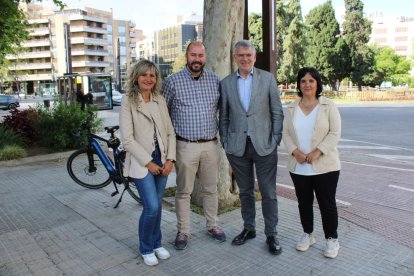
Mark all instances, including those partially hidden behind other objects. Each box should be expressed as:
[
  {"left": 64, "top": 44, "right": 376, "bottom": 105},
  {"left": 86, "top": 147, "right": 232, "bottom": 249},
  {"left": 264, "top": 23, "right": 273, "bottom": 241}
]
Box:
[{"left": 293, "top": 104, "right": 320, "bottom": 175}]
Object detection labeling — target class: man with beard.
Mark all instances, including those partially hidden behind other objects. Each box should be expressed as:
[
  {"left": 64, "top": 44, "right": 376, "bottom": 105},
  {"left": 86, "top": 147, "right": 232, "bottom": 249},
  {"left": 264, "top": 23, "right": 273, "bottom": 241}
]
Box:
[{"left": 162, "top": 41, "right": 226, "bottom": 250}]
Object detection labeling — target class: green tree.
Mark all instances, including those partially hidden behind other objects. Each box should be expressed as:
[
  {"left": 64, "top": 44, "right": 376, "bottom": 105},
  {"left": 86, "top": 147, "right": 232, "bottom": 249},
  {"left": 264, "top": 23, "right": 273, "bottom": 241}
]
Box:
[
  {"left": 342, "top": 0, "right": 373, "bottom": 90},
  {"left": 278, "top": 0, "right": 307, "bottom": 85},
  {"left": 0, "top": 0, "right": 65, "bottom": 68},
  {"left": 172, "top": 40, "right": 192, "bottom": 73},
  {"left": 365, "top": 45, "right": 410, "bottom": 86},
  {"left": 276, "top": 0, "right": 288, "bottom": 73},
  {"left": 305, "top": 1, "right": 349, "bottom": 90},
  {"left": 248, "top": 13, "right": 263, "bottom": 52}
]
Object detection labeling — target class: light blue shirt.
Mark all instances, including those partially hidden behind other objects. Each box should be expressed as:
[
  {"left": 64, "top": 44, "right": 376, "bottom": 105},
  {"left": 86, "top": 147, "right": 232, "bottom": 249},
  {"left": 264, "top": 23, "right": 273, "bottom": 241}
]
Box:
[{"left": 237, "top": 69, "right": 253, "bottom": 112}]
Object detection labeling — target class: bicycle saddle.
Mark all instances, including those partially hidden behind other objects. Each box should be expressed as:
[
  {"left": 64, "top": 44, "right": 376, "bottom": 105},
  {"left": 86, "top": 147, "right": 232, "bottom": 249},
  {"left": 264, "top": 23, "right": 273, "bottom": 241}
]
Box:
[{"left": 104, "top": 125, "right": 120, "bottom": 134}]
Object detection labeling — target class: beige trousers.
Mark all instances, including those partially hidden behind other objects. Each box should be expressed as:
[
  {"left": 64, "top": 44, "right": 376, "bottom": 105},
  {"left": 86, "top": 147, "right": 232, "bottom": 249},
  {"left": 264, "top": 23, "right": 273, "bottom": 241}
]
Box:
[{"left": 175, "top": 140, "right": 219, "bottom": 234}]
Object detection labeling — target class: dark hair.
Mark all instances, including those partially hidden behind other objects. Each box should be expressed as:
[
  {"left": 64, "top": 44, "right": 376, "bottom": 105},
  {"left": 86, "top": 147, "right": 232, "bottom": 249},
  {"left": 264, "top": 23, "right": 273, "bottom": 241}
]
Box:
[{"left": 296, "top": 67, "right": 323, "bottom": 98}]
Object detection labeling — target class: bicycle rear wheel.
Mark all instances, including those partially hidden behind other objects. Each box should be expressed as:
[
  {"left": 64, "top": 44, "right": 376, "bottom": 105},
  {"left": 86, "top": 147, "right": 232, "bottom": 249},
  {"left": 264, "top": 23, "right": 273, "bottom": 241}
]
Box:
[
  {"left": 67, "top": 148, "right": 111, "bottom": 189},
  {"left": 125, "top": 179, "right": 142, "bottom": 204},
  {"left": 114, "top": 158, "right": 141, "bottom": 204}
]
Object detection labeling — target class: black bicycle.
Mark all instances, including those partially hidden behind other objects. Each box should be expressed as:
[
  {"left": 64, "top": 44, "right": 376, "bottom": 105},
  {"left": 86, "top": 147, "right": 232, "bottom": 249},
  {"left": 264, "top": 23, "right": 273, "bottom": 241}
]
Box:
[{"left": 67, "top": 112, "right": 141, "bottom": 207}]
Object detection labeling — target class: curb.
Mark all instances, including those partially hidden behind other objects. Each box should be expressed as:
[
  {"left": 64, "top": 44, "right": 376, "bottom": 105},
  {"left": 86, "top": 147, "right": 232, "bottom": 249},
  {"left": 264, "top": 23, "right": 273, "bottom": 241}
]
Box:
[{"left": 0, "top": 150, "right": 75, "bottom": 167}]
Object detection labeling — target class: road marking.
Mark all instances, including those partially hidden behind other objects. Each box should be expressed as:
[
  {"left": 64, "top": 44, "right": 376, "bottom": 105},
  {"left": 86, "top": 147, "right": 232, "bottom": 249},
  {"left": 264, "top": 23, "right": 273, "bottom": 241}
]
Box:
[
  {"left": 389, "top": 185, "right": 414, "bottom": 193},
  {"left": 276, "top": 183, "right": 351, "bottom": 206},
  {"left": 369, "top": 154, "right": 414, "bottom": 161},
  {"left": 336, "top": 199, "right": 352, "bottom": 206},
  {"left": 338, "top": 145, "right": 395, "bottom": 150},
  {"left": 340, "top": 138, "right": 414, "bottom": 152},
  {"left": 342, "top": 160, "right": 414, "bottom": 173}
]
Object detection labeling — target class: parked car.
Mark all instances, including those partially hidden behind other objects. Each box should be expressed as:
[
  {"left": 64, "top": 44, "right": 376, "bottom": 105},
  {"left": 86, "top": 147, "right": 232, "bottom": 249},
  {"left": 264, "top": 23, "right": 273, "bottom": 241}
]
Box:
[
  {"left": 0, "top": 94, "right": 20, "bottom": 110},
  {"left": 112, "top": 90, "right": 123, "bottom": 106}
]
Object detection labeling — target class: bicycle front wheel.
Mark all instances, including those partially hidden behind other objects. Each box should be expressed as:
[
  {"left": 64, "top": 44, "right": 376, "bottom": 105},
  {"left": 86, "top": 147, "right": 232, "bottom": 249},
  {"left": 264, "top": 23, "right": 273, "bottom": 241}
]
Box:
[{"left": 67, "top": 148, "right": 112, "bottom": 189}]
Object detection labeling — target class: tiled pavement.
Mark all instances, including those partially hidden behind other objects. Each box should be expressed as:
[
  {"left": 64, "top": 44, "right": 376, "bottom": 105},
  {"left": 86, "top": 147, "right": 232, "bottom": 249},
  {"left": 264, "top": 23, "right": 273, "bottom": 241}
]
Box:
[{"left": 0, "top": 156, "right": 413, "bottom": 275}]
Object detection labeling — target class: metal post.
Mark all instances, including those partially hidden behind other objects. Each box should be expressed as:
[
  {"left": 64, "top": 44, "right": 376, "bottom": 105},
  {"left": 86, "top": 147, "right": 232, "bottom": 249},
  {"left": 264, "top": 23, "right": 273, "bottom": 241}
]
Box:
[
  {"left": 64, "top": 23, "right": 73, "bottom": 74},
  {"left": 243, "top": 0, "right": 277, "bottom": 76},
  {"left": 116, "top": 38, "right": 122, "bottom": 91}
]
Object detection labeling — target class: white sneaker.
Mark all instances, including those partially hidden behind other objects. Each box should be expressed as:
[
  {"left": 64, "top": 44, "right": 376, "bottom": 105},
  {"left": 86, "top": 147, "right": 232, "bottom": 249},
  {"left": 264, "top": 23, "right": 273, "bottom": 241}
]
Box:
[
  {"left": 324, "top": 238, "right": 340, "bottom": 259},
  {"left": 142, "top": 253, "right": 158, "bottom": 266},
  {"left": 296, "top": 233, "right": 316, "bottom": 252},
  {"left": 154, "top": 247, "right": 171, "bottom": 260}
]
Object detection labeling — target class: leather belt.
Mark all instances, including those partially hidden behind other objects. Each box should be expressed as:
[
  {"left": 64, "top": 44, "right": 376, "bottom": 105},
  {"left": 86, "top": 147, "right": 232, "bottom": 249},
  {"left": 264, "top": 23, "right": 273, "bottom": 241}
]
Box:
[{"left": 176, "top": 135, "right": 217, "bottom": 143}]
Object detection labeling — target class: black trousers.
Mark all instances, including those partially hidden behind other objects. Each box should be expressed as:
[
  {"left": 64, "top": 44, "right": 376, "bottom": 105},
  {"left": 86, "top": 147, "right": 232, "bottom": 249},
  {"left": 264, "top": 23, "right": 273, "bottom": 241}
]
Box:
[{"left": 290, "top": 171, "right": 340, "bottom": 239}]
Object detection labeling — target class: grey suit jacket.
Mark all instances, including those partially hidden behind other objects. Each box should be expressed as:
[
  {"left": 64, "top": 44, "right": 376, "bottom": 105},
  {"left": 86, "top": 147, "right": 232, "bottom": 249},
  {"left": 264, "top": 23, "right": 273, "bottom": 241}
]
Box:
[{"left": 219, "top": 67, "right": 284, "bottom": 157}]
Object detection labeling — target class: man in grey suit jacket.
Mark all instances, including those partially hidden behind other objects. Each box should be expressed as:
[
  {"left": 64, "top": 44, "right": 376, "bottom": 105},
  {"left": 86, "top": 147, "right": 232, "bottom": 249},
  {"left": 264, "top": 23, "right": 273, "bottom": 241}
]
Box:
[{"left": 219, "top": 40, "right": 284, "bottom": 255}]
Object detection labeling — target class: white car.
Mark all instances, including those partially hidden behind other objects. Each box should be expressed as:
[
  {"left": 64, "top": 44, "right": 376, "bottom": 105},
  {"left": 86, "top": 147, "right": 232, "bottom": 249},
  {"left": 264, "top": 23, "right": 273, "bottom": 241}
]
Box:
[{"left": 112, "top": 90, "right": 123, "bottom": 105}]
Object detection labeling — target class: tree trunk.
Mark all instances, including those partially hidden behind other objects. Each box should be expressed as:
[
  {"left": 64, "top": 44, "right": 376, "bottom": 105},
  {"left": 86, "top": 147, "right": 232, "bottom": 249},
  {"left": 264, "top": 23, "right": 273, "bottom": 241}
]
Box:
[{"left": 191, "top": 0, "right": 245, "bottom": 208}]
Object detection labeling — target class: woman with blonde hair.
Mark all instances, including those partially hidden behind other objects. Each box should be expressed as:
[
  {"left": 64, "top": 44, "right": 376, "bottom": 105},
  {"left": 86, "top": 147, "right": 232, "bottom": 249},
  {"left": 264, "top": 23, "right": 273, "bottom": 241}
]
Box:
[{"left": 119, "top": 60, "right": 176, "bottom": 266}]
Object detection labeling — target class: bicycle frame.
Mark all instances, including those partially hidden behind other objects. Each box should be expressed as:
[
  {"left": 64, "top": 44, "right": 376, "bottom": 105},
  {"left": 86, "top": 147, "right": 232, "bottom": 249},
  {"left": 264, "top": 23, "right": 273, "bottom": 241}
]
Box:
[{"left": 88, "top": 136, "right": 117, "bottom": 175}]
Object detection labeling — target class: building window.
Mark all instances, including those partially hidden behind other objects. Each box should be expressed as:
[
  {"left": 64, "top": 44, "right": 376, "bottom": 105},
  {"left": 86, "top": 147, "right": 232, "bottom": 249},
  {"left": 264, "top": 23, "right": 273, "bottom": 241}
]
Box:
[
  {"left": 394, "top": 46, "right": 407, "bottom": 51},
  {"left": 395, "top": 27, "right": 408, "bottom": 32},
  {"left": 395, "top": 36, "right": 408, "bottom": 42},
  {"left": 374, "top": 37, "right": 387, "bottom": 43},
  {"left": 374, "top": 28, "right": 387, "bottom": 34}
]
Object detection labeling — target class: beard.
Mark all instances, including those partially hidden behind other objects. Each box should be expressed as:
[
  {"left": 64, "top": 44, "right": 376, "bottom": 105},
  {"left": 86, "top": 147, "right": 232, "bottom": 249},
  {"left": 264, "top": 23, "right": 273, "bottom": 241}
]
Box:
[{"left": 188, "top": 61, "right": 204, "bottom": 73}]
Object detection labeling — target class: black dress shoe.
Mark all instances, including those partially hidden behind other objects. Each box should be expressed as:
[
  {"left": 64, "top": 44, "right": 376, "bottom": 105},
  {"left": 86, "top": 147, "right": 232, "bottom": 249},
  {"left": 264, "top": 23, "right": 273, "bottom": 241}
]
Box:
[
  {"left": 232, "top": 229, "right": 256, "bottom": 245},
  {"left": 266, "top": 236, "right": 282, "bottom": 255}
]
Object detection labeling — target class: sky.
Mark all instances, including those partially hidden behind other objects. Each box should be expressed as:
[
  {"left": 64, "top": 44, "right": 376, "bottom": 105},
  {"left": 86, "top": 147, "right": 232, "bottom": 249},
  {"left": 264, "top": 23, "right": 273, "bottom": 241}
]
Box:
[{"left": 43, "top": 0, "right": 414, "bottom": 36}]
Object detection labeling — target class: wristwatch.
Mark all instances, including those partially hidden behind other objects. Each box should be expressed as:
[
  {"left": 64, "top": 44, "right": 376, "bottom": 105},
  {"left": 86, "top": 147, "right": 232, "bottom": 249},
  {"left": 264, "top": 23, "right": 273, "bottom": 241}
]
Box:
[{"left": 167, "top": 159, "right": 176, "bottom": 163}]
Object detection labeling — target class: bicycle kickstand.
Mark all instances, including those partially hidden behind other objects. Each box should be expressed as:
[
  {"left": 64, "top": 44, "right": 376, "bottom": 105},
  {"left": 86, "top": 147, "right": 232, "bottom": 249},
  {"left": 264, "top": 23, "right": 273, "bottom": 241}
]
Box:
[{"left": 113, "top": 186, "right": 128, "bottom": 208}]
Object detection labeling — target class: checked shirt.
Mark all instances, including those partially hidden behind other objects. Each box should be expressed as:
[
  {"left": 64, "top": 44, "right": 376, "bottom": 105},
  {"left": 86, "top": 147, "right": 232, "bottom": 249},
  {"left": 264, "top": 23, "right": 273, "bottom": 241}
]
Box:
[{"left": 162, "top": 66, "right": 220, "bottom": 141}]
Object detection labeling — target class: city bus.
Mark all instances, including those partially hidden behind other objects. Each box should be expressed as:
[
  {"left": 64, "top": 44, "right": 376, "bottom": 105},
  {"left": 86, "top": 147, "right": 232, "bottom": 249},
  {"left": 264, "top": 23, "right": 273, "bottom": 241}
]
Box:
[{"left": 57, "top": 73, "right": 113, "bottom": 110}]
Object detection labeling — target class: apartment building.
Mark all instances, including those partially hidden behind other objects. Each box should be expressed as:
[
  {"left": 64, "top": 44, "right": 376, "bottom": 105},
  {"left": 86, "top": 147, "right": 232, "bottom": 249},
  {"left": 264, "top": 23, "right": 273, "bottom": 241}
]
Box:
[
  {"left": 370, "top": 15, "right": 414, "bottom": 59},
  {"left": 5, "top": 3, "right": 139, "bottom": 95},
  {"left": 109, "top": 20, "right": 140, "bottom": 89},
  {"left": 6, "top": 4, "right": 55, "bottom": 95},
  {"left": 154, "top": 13, "right": 203, "bottom": 77}
]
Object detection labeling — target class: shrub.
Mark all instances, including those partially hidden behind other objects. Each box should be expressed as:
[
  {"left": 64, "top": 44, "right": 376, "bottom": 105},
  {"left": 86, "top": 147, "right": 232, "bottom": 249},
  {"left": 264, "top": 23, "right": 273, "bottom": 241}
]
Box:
[
  {"left": 2, "top": 108, "right": 40, "bottom": 140},
  {"left": 0, "top": 145, "right": 27, "bottom": 161},
  {"left": 0, "top": 124, "right": 26, "bottom": 148},
  {"left": 33, "top": 100, "right": 102, "bottom": 150}
]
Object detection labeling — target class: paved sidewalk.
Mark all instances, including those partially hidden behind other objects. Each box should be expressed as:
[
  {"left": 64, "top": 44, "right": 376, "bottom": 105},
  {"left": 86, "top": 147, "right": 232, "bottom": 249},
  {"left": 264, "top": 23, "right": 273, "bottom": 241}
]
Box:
[{"left": 0, "top": 157, "right": 413, "bottom": 275}]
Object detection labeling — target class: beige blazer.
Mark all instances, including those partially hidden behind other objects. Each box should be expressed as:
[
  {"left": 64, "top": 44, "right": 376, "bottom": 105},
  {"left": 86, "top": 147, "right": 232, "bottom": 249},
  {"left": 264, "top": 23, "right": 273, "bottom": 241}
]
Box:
[
  {"left": 283, "top": 96, "right": 341, "bottom": 173},
  {"left": 119, "top": 93, "right": 176, "bottom": 178}
]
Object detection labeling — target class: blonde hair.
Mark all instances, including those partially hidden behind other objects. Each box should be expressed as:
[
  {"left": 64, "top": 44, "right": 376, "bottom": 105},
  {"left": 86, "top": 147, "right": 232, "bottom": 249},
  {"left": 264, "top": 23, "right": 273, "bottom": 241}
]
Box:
[{"left": 126, "top": 60, "right": 161, "bottom": 105}]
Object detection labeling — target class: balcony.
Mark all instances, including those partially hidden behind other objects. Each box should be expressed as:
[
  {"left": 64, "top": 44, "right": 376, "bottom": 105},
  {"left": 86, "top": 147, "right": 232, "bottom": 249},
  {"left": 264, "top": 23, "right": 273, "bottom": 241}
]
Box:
[
  {"left": 69, "top": 14, "right": 108, "bottom": 24},
  {"left": 28, "top": 18, "right": 49, "bottom": 24},
  {"left": 6, "top": 51, "right": 52, "bottom": 60},
  {"left": 129, "top": 21, "right": 136, "bottom": 28},
  {"left": 129, "top": 42, "right": 136, "bottom": 48},
  {"left": 28, "top": 28, "right": 50, "bottom": 36},
  {"left": 72, "top": 61, "right": 109, "bottom": 67},
  {"left": 12, "top": 74, "right": 54, "bottom": 81},
  {"left": 70, "top": 37, "right": 108, "bottom": 46},
  {"left": 71, "top": 49, "right": 108, "bottom": 56},
  {"left": 22, "top": 39, "right": 51, "bottom": 47},
  {"left": 70, "top": 26, "right": 107, "bottom": 34},
  {"left": 130, "top": 52, "right": 137, "bottom": 58},
  {"left": 129, "top": 32, "right": 136, "bottom": 38},
  {"left": 8, "top": 63, "right": 53, "bottom": 70}
]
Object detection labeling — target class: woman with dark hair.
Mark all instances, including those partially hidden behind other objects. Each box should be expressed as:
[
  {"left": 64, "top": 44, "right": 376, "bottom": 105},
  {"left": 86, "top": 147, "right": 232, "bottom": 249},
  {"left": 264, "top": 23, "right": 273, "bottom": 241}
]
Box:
[
  {"left": 282, "top": 67, "right": 341, "bottom": 258},
  {"left": 119, "top": 60, "right": 176, "bottom": 266}
]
